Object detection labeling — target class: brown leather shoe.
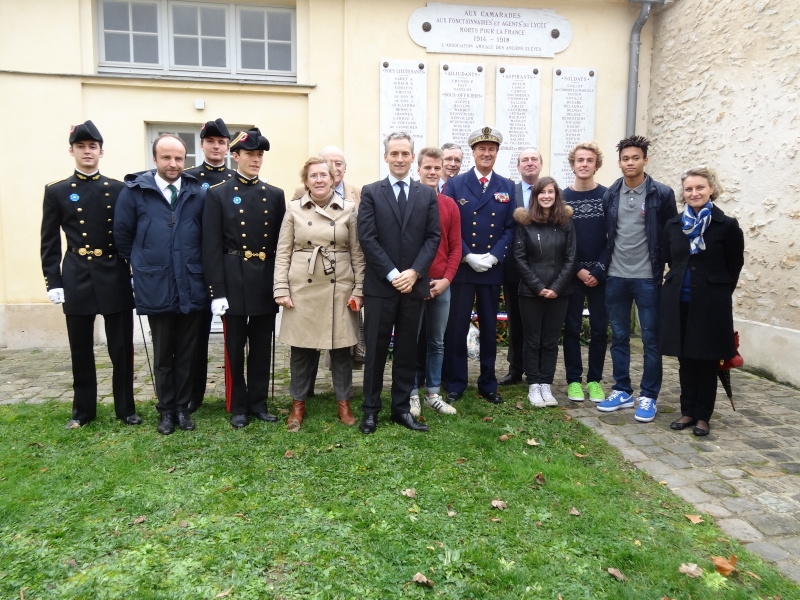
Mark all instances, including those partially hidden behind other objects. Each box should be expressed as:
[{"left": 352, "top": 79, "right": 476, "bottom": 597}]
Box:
[
  {"left": 286, "top": 400, "right": 305, "bottom": 432},
  {"left": 337, "top": 400, "right": 356, "bottom": 426}
]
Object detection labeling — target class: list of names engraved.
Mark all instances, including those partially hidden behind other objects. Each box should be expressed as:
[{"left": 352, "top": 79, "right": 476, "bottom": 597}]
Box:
[
  {"left": 439, "top": 62, "right": 486, "bottom": 173},
  {"left": 549, "top": 67, "right": 597, "bottom": 188},
  {"left": 495, "top": 65, "right": 540, "bottom": 180},
  {"left": 379, "top": 60, "right": 427, "bottom": 179}
]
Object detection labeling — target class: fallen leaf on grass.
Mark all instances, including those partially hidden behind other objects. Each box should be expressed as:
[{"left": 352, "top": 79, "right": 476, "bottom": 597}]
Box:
[
  {"left": 180, "top": 520, "right": 188, "bottom": 528},
  {"left": 408, "top": 504, "right": 420, "bottom": 514},
  {"left": 133, "top": 515, "right": 146, "bottom": 525},
  {"left": 491, "top": 499, "right": 507, "bottom": 510},
  {"left": 482, "top": 416, "right": 493, "bottom": 422},
  {"left": 113, "top": 526, "right": 119, "bottom": 537},
  {"left": 401, "top": 488, "right": 416, "bottom": 498},
  {"left": 661, "top": 597, "right": 676, "bottom": 600},
  {"left": 67, "top": 559, "right": 77, "bottom": 569},
  {"left": 745, "top": 571, "right": 761, "bottom": 580},
  {"left": 488, "top": 517, "right": 502, "bottom": 523},
  {"left": 455, "top": 458, "right": 467, "bottom": 465},
  {"left": 28, "top": 442, "right": 43, "bottom": 448},
  {"left": 284, "top": 450, "right": 294, "bottom": 459},
  {"left": 515, "top": 402, "right": 525, "bottom": 410},
  {"left": 40, "top": 468, "right": 48, "bottom": 473},
  {"left": 607, "top": 567, "right": 627, "bottom": 581},
  {"left": 326, "top": 445, "right": 333, "bottom": 452},
  {"left": 411, "top": 572, "right": 434, "bottom": 587},
  {"left": 447, "top": 510, "right": 456, "bottom": 517},
  {"left": 711, "top": 555, "right": 737, "bottom": 577},
  {"left": 335, "top": 443, "right": 343, "bottom": 448},
  {"left": 679, "top": 563, "right": 703, "bottom": 578},
  {"left": 536, "top": 521, "right": 542, "bottom": 527},
  {"left": 498, "top": 434, "right": 510, "bottom": 442},
  {"left": 215, "top": 586, "right": 234, "bottom": 598},
  {"left": 535, "top": 472, "right": 546, "bottom": 485},
  {"left": 526, "top": 438, "right": 539, "bottom": 446},
  {"left": 573, "top": 452, "right": 587, "bottom": 458},
  {"left": 685, "top": 514, "right": 704, "bottom": 524},
  {"left": 564, "top": 415, "right": 573, "bottom": 421},
  {"left": 20, "top": 587, "right": 29, "bottom": 600},
  {"left": 634, "top": 540, "right": 641, "bottom": 547},
  {"left": 167, "top": 466, "right": 176, "bottom": 473},
  {"left": 569, "top": 507, "right": 581, "bottom": 516},
  {"left": 233, "top": 513, "right": 251, "bottom": 522},
  {"left": 658, "top": 481, "right": 668, "bottom": 485},
  {"left": 277, "top": 408, "right": 289, "bottom": 415}
]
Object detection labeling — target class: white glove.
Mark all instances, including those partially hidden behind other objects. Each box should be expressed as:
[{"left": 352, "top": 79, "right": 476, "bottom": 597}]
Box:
[
  {"left": 211, "top": 298, "right": 229, "bottom": 316},
  {"left": 478, "top": 253, "right": 498, "bottom": 269},
  {"left": 464, "top": 253, "right": 489, "bottom": 273},
  {"left": 47, "top": 288, "right": 65, "bottom": 304}
]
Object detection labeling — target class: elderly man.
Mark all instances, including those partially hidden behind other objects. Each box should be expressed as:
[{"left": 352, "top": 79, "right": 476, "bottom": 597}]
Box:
[
  {"left": 293, "top": 146, "right": 361, "bottom": 204},
  {"left": 114, "top": 134, "right": 208, "bottom": 435},
  {"left": 499, "top": 147, "right": 543, "bottom": 386},
  {"left": 441, "top": 127, "right": 517, "bottom": 405},
  {"left": 439, "top": 142, "right": 463, "bottom": 194}
]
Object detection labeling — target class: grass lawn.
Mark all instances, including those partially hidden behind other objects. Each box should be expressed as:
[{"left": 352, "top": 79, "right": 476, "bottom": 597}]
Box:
[{"left": 1, "top": 388, "right": 798, "bottom": 599}]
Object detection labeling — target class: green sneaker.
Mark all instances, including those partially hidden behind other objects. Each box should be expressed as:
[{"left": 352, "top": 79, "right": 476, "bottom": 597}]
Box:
[
  {"left": 587, "top": 381, "right": 605, "bottom": 403},
  {"left": 567, "top": 382, "right": 585, "bottom": 402}
]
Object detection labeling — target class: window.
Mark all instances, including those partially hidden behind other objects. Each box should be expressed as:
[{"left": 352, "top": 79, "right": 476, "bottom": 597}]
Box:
[{"left": 99, "top": 1, "right": 296, "bottom": 81}]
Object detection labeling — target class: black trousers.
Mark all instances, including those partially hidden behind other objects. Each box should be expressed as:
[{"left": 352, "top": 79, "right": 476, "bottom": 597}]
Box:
[
  {"left": 65, "top": 310, "right": 135, "bottom": 423},
  {"left": 679, "top": 301, "right": 718, "bottom": 422},
  {"left": 361, "top": 294, "right": 422, "bottom": 416},
  {"left": 148, "top": 312, "right": 203, "bottom": 414},
  {"left": 223, "top": 314, "right": 274, "bottom": 415},
  {"left": 519, "top": 295, "right": 570, "bottom": 385},
  {"left": 503, "top": 279, "right": 524, "bottom": 378},
  {"left": 563, "top": 278, "right": 608, "bottom": 384},
  {"left": 190, "top": 309, "right": 212, "bottom": 406},
  {"left": 290, "top": 346, "right": 352, "bottom": 401}
]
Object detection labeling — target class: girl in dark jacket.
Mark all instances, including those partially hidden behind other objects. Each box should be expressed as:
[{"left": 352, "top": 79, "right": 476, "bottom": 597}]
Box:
[
  {"left": 513, "top": 177, "right": 577, "bottom": 408},
  {"left": 659, "top": 166, "right": 744, "bottom": 436}
]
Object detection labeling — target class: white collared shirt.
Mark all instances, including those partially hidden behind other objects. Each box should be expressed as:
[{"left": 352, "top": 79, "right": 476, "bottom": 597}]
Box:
[
  {"left": 473, "top": 167, "right": 492, "bottom": 184},
  {"left": 334, "top": 181, "right": 345, "bottom": 198},
  {"left": 153, "top": 173, "right": 182, "bottom": 205},
  {"left": 387, "top": 173, "right": 412, "bottom": 199},
  {"left": 76, "top": 169, "right": 99, "bottom": 177}
]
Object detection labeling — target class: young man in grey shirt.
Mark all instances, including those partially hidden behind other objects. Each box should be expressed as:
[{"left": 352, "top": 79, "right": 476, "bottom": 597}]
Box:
[{"left": 596, "top": 136, "right": 677, "bottom": 423}]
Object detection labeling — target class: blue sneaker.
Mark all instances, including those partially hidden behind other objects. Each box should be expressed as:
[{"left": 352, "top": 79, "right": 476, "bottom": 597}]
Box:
[
  {"left": 596, "top": 390, "right": 634, "bottom": 412},
  {"left": 634, "top": 397, "right": 657, "bottom": 423}
]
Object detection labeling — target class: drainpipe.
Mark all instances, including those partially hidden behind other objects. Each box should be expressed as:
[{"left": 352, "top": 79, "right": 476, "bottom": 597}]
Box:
[{"left": 626, "top": 1, "right": 663, "bottom": 136}]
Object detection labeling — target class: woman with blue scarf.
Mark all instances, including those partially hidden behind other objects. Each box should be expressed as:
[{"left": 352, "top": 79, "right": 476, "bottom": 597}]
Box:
[{"left": 659, "top": 166, "right": 744, "bottom": 436}]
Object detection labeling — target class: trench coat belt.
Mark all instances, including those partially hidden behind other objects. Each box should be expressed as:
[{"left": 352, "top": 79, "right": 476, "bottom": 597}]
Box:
[{"left": 299, "top": 246, "right": 349, "bottom": 275}]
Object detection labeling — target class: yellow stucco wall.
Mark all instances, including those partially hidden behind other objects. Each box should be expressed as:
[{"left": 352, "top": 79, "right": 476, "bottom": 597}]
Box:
[{"left": 0, "top": 0, "right": 652, "bottom": 345}]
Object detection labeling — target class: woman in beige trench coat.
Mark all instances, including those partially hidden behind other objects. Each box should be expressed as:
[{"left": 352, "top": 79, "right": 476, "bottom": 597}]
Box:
[{"left": 274, "top": 157, "right": 365, "bottom": 431}]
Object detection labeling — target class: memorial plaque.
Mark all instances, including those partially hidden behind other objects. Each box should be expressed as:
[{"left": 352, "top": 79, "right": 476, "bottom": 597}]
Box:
[
  {"left": 380, "top": 59, "right": 427, "bottom": 179},
  {"left": 549, "top": 67, "right": 597, "bottom": 188},
  {"left": 495, "top": 65, "right": 540, "bottom": 180},
  {"left": 439, "top": 62, "right": 485, "bottom": 174},
  {"left": 409, "top": 3, "right": 572, "bottom": 58}
]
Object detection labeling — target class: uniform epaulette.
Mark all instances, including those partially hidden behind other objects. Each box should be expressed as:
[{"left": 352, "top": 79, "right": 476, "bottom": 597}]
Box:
[
  {"left": 209, "top": 181, "right": 228, "bottom": 189},
  {"left": 104, "top": 176, "right": 123, "bottom": 183},
  {"left": 46, "top": 178, "right": 67, "bottom": 187}
]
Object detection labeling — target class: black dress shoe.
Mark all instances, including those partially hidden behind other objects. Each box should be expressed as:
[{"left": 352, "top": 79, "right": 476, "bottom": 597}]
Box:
[
  {"left": 692, "top": 425, "right": 710, "bottom": 437},
  {"left": 177, "top": 411, "right": 196, "bottom": 431},
  {"left": 251, "top": 411, "right": 278, "bottom": 422},
  {"left": 391, "top": 412, "right": 429, "bottom": 432},
  {"left": 157, "top": 413, "right": 176, "bottom": 435},
  {"left": 230, "top": 414, "right": 249, "bottom": 429},
  {"left": 446, "top": 391, "right": 463, "bottom": 403},
  {"left": 498, "top": 372, "right": 523, "bottom": 386},
  {"left": 359, "top": 413, "right": 377, "bottom": 434},
  {"left": 670, "top": 418, "right": 696, "bottom": 431},
  {"left": 120, "top": 414, "right": 142, "bottom": 425},
  {"left": 478, "top": 390, "right": 504, "bottom": 404},
  {"left": 187, "top": 400, "right": 202, "bottom": 414}
]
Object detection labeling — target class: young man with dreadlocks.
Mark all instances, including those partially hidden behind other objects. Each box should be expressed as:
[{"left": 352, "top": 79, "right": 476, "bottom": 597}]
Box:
[{"left": 595, "top": 135, "right": 677, "bottom": 423}]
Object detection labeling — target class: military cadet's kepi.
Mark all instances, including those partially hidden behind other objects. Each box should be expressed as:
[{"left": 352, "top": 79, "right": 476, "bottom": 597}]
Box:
[
  {"left": 69, "top": 120, "right": 103, "bottom": 146},
  {"left": 230, "top": 128, "right": 270, "bottom": 152},
  {"left": 200, "top": 118, "right": 230, "bottom": 139},
  {"left": 468, "top": 126, "right": 503, "bottom": 147}
]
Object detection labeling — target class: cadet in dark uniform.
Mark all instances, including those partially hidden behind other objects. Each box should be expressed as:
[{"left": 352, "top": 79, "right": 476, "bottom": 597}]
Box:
[
  {"left": 40, "top": 120, "right": 139, "bottom": 429},
  {"left": 202, "top": 128, "right": 286, "bottom": 428},
  {"left": 441, "top": 127, "right": 517, "bottom": 405},
  {"left": 183, "top": 118, "right": 236, "bottom": 413}
]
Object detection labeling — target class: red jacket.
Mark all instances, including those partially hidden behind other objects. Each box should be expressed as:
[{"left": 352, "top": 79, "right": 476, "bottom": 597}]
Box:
[{"left": 430, "top": 193, "right": 462, "bottom": 281}]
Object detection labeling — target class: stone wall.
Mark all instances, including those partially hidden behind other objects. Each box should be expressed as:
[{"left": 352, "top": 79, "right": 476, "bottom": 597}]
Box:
[{"left": 647, "top": 0, "right": 800, "bottom": 385}]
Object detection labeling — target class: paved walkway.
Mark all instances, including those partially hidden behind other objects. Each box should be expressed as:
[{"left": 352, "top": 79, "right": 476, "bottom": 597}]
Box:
[{"left": 2, "top": 338, "right": 800, "bottom": 583}]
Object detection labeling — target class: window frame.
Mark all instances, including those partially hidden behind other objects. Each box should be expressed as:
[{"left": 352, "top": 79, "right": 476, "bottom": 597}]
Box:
[{"left": 97, "top": 0, "right": 297, "bottom": 82}]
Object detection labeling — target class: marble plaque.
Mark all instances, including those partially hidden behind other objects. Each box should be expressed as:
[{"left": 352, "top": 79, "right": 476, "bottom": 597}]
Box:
[
  {"left": 549, "top": 67, "right": 597, "bottom": 188},
  {"left": 409, "top": 3, "right": 571, "bottom": 58},
  {"left": 380, "top": 59, "right": 427, "bottom": 179},
  {"left": 495, "top": 65, "right": 541, "bottom": 180},
  {"left": 439, "top": 62, "right": 486, "bottom": 174}
]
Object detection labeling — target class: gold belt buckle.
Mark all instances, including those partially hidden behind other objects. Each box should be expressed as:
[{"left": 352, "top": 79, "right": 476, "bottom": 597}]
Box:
[
  {"left": 244, "top": 250, "right": 253, "bottom": 259},
  {"left": 257, "top": 252, "right": 266, "bottom": 261},
  {"left": 78, "top": 248, "right": 88, "bottom": 256},
  {"left": 93, "top": 249, "right": 103, "bottom": 257}
]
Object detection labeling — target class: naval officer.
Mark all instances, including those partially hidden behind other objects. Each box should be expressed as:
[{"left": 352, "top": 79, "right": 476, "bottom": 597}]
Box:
[
  {"left": 202, "top": 128, "right": 286, "bottom": 429},
  {"left": 441, "top": 127, "right": 517, "bottom": 405},
  {"left": 184, "top": 118, "right": 236, "bottom": 413},
  {"left": 41, "top": 120, "right": 139, "bottom": 429}
]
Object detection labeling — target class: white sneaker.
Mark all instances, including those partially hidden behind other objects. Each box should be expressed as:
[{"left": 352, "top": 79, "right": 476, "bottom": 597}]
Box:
[
  {"left": 410, "top": 394, "right": 421, "bottom": 417},
  {"left": 540, "top": 384, "right": 558, "bottom": 407},
  {"left": 424, "top": 394, "right": 457, "bottom": 415},
  {"left": 528, "top": 384, "right": 545, "bottom": 408}
]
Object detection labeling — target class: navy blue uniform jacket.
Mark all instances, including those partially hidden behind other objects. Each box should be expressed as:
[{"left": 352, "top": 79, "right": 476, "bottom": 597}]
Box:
[{"left": 445, "top": 169, "right": 517, "bottom": 285}]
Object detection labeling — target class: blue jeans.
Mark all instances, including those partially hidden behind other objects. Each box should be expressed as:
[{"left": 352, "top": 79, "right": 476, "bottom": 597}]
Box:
[
  {"left": 605, "top": 276, "right": 662, "bottom": 399},
  {"left": 413, "top": 286, "right": 451, "bottom": 396}
]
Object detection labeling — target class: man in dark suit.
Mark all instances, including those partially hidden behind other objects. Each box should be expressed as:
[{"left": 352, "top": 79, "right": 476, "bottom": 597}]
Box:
[
  {"left": 202, "top": 128, "right": 286, "bottom": 429},
  {"left": 40, "top": 120, "right": 139, "bottom": 429},
  {"left": 184, "top": 118, "right": 236, "bottom": 414},
  {"left": 441, "top": 127, "right": 517, "bottom": 404},
  {"left": 499, "top": 147, "right": 543, "bottom": 385},
  {"left": 357, "top": 131, "right": 440, "bottom": 434}
]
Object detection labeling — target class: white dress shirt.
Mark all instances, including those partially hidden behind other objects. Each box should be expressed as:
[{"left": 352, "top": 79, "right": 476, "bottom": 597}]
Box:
[
  {"left": 385, "top": 173, "right": 413, "bottom": 281},
  {"left": 153, "top": 173, "right": 182, "bottom": 206}
]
